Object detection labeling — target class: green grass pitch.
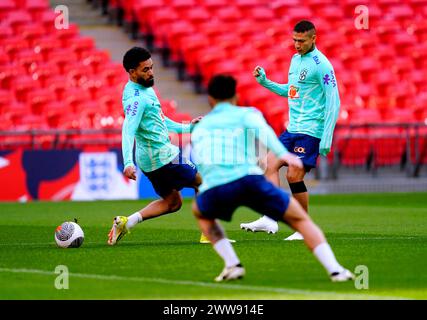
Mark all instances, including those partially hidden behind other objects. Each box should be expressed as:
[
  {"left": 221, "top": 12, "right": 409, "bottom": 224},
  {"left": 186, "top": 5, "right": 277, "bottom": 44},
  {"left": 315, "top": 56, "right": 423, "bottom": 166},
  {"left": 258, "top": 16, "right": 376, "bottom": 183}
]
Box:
[{"left": 0, "top": 192, "right": 426, "bottom": 300}]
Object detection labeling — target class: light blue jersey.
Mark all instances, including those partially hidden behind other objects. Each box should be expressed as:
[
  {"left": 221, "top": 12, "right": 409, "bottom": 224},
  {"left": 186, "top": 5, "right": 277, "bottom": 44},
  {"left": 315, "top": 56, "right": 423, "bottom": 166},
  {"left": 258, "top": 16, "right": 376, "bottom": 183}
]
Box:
[
  {"left": 121, "top": 80, "right": 192, "bottom": 172},
  {"left": 191, "top": 102, "right": 289, "bottom": 193},
  {"left": 256, "top": 46, "right": 340, "bottom": 156}
]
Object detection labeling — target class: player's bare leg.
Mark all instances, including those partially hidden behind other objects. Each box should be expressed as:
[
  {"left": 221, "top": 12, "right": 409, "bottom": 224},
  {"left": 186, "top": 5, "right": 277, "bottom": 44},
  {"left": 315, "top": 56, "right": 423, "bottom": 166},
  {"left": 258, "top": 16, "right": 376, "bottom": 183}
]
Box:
[
  {"left": 282, "top": 197, "right": 354, "bottom": 282},
  {"left": 193, "top": 201, "right": 245, "bottom": 281},
  {"left": 286, "top": 165, "right": 308, "bottom": 212},
  {"left": 284, "top": 164, "right": 308, "bottom": 240},
  {"left": 139, "top": 190, "right": 183, "bottom": 220},
  {"left": 240, "top": 153, "right": 281, "bottom": 233},
  {"left": 108, "top": 190, "right": 183, "bottom": 245}
]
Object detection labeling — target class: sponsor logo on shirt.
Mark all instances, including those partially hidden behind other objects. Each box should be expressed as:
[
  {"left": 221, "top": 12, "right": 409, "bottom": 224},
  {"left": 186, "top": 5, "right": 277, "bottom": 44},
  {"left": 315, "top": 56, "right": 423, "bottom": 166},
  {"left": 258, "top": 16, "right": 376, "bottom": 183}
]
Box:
[
  {"left": 330, "top": 70, "right": 336, "bottom": 87},
  {"left": 288, "top": 85, "right": 300, "bottom": 99},
  {"left": 126, "top": 101, "right": 138, "bottom": 116},
  {"left": 134, "top": 89, "right": 139, "bottom": 97},
  {"left": 323, "top": 70, "right": 336, "bottom": 87}
]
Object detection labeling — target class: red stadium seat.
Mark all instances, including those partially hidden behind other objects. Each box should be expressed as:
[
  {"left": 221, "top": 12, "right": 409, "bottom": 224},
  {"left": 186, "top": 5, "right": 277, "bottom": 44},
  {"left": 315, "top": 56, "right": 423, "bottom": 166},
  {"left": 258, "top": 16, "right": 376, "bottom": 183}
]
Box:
[
  {"left": 161, "top": 21, "right": 195, "bottom": 53},
  {"left": 376, "top": 20, "right": 402, "bottom": 43},
  {"left": 336, "top": 132, "right": 371, "bottom": 167},
  {"left": 45, "top": 101, "right": 69, "bottom": 129},
  {"left": 407, "top": 20, "right": 427, "bottom": 42},
  {"left": 371, "top": 128, "right": 406, "bottom": 167},
  {"left": 179, "top": 34, "right": 210, "bottom": 76},
  {"left": 29, "top": 62, "right": 60, "bottom": 87},
  {"left": 12, "top": 75, "right": 40, "bottom": 103},
  {"left": 39, "top": 9, "right": 58, "bottom": 32},
  {"left": 44, "top": 76, "right": 68, "bottom": 100},
  {"left": 66, "top": 64, "right": 90, "bottom": 87},
  {"left": 81, "top": 50, "right": 111, "bottom": 73},
  {"left": 271, "top": 0, "right": 305, "bottom": 17},
  {"left": 28, "top": 88, "right": 52, "bottom": 115},
  {"left": 350, "top": 108, "right": 382, "bottom": 124},
  {"left": 184, "top": 7, "right": 211, "bottom": 28},
  {"left": 15, "top": 49, "right": 43, "bottom": 74},
  {"left": 0, "top": 89, "right": 14, "bottom": 114},
  {"left": 65, "top": 89, "right": 91, "bottom": 113},
  {"left": 0, "top": 25, "right": 13, "bottom": 41},
  {"left": 145, "top": 7, "right": 179, "bottom": 38},
  {"left": 101, "top": 63, "right": 127, "bottom": 87},
  {"left": 248, "top": 7, "right": 275, "bottom": 21},
  {"left": 47, "top": 49, "right": 79, "bottom": 74},
  {"left": 133, "top": 0, "right": 167, "bottom": 35},
  {"left": 16, "top": 24, "right": 46, "bottom": 46},
  {"left": 283, "top": 7, "right": 313, "bottom": 26},
  {"left": 2, "top": 10, "right": 32, "bottom": 32},
  {"left": 33, "top": 36, "right": 64, "bottom": 60},
  {"left": 67, "top": 36, "right": 96, "bottom": 58},
  {"left": 54, "top": 23, "right": 80, "bottom": 46},
  {"left": 0, "top": 0, "right": 16, "bottom": 20},
  {"left": 201, "top": 0, "right": 227, "bottom": 13},
  {"left": 216, "top": 7, "right": 243, "bottom": 22},
  {"left": 382, "top": 108, "right": 416, "bottom": 123},
  {"left": 2, "top": 36, "right": 29, "bottom": 61},
  {"left": 386, "top": 4, "right": 414, "bottom": 24}
]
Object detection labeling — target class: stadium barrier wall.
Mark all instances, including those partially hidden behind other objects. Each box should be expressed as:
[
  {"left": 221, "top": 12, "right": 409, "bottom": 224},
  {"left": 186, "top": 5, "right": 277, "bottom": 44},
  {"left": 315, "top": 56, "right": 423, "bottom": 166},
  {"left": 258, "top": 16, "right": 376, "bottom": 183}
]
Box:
[
  {"left": 0, "top": 123, "right": 426, "bottom": 201},
  {"left": 0, "top": 146, "right": 195, "bottom": 202}
]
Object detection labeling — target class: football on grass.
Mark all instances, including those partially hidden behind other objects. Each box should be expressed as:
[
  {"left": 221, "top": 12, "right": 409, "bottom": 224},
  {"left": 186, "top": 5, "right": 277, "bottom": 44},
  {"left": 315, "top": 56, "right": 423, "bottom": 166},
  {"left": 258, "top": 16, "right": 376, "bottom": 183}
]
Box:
[{"left": 55, "top": 221, "right": 84, "bottom": 248}]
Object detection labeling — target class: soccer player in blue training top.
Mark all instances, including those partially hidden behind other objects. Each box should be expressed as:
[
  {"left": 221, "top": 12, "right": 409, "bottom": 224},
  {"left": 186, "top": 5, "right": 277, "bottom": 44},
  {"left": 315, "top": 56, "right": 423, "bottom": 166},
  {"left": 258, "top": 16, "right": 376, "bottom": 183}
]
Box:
[
  {"left": 108, "top": 47, "right": 203, "bottom": 245},
  {"left": 191, "top": 74, "right": 353, "bottom": 282},
  {"left": 240, "top": 20, "right": 341, "bottom": 240}
]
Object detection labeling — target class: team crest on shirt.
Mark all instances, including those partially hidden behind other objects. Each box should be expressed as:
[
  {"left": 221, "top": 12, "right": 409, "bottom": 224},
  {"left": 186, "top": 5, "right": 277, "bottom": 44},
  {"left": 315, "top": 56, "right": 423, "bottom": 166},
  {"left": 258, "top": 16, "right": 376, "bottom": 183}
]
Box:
[
  {"left": 288, "top": 85, "right": 300, "bottom": 99},
  {"left": 299, "top": 68, "right": 308, "bottom": 81}
]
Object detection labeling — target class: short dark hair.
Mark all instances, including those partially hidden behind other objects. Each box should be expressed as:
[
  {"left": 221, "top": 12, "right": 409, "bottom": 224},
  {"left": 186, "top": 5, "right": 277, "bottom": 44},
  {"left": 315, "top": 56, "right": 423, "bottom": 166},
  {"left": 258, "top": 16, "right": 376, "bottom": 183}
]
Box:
[
  {"left": 208, "top": 74, "right": 237, "bottom": 100},
  {"left": 293, "top": 20, "right": 316, "bottom": 33},
  {"left": 123, "top": 47, "right": 151, "bottom": 72}
]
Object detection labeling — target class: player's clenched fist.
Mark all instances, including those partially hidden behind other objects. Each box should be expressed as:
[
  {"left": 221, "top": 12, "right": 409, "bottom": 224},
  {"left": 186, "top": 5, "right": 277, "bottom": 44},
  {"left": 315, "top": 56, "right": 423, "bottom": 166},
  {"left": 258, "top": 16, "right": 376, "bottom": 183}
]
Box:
[
  {"left": 253, "top": 66, "right": 266, "bottom": 82},
  {"left": 123, "top": 165, "right": 137, "bottom": 180},
  {"left": 253, "top": 66, "right": 262, "bottom": 77}
]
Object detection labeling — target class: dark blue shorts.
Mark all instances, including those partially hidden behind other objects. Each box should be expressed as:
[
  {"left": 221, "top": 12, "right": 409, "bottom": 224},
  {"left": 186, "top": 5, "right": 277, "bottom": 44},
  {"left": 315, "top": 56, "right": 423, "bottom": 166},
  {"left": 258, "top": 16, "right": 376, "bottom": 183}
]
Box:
[
  {"left": 196, "top": 175, "right": 290, "bottom": 222},
  {"left": 279, "top": 130, "right": 321, "bottom": 171},
  {"left": 143, "top": 153, "right": 198, "bottom": 197}
]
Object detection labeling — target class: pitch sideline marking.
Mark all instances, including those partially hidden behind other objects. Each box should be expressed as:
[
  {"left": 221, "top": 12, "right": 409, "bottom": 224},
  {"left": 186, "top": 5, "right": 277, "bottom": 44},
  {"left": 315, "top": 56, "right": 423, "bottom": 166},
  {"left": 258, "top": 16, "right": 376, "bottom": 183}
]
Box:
[
  {"left": 0, "top": 267, "right": 410, "bottom": 300},
  {"left": 0, "top": 236, "right": 419, "bottom": 247}
]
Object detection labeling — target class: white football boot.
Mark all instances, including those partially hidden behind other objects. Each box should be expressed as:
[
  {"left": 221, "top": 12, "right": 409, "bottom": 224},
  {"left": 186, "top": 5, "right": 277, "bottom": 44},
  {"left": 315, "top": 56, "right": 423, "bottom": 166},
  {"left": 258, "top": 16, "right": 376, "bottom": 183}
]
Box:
[
  {"left": 330, "top": 269, "right": 355, "bottom": 282},
  {"left": 240, "top": 216, "right": 278, "bottom": 234},
  {"left": 284, "top": 231, "right": 304, "bottom": 241},
  {"left": 215, "top": 264, "right": 246, "bottom": 282}
]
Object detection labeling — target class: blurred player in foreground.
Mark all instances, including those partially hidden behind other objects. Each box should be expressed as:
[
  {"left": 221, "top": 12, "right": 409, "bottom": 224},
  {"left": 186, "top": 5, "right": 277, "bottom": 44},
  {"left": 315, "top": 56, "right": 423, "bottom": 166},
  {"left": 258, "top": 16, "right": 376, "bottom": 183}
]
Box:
[
  {"left": 240, "top": 20, "right": 340, "bottom": 240},
  {"left": 191, "top": 74, "right": 353, "bottom": 282},
  {"left": 108, "top": 47, "right": 202, "bottom": 245}
]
